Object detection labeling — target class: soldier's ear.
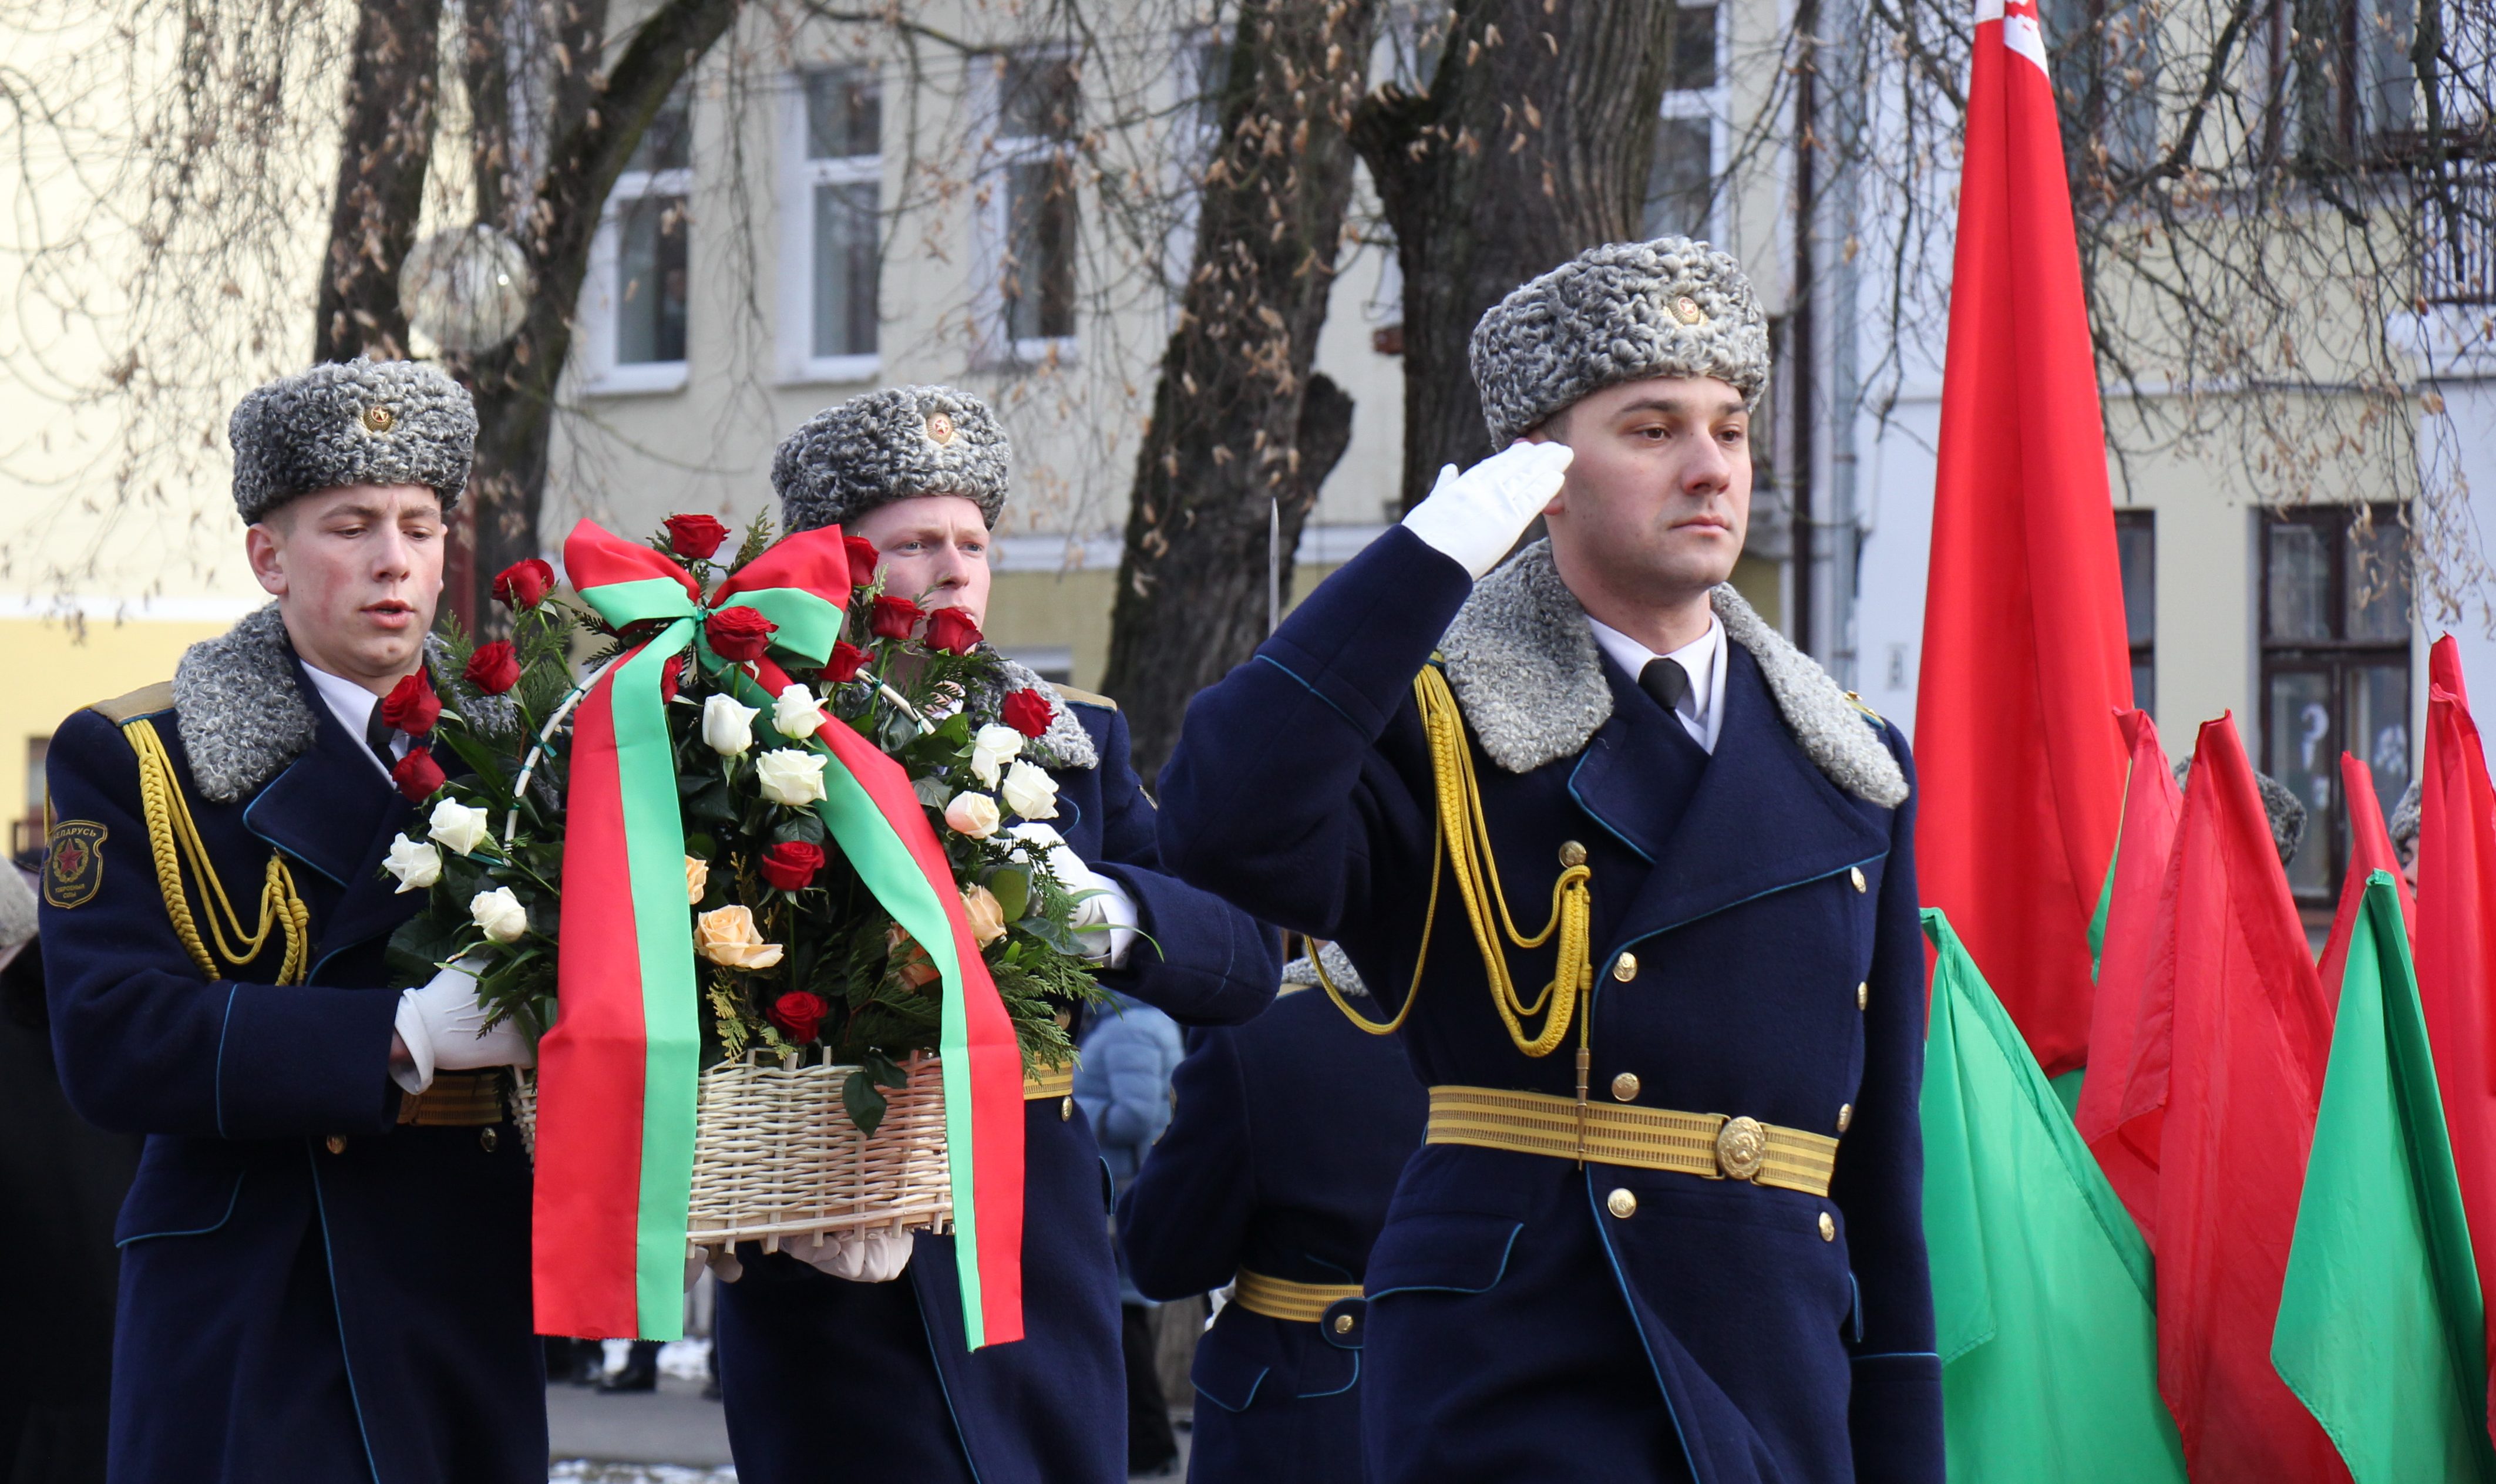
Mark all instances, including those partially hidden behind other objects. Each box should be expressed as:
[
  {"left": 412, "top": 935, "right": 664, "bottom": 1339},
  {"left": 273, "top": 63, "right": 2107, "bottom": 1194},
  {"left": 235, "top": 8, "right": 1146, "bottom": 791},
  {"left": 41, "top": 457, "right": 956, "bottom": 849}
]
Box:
[{"left": 244, "top": 522, "right": 291, "bottom": 598}]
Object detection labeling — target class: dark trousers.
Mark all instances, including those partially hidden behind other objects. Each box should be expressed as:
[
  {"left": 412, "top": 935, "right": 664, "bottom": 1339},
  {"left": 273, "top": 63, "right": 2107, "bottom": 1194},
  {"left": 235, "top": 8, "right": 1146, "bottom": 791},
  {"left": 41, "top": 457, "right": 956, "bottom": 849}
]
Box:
[{"left": 1122, "top": 1303, "right": 1178, "bottom": 1472}]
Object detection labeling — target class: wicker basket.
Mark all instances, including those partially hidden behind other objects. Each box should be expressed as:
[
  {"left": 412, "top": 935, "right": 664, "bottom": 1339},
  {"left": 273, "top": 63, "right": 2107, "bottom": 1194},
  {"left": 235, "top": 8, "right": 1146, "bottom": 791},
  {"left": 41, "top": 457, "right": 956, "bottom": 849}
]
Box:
[{"left": 510, "top": 1051, "right": 953, "bottom": 1266}]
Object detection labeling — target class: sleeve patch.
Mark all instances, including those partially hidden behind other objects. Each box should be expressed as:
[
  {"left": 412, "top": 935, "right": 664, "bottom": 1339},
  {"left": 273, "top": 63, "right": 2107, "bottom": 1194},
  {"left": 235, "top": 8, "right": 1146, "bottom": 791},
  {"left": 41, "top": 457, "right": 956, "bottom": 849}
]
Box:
[{"left": 43, "top": 820, "right": 109, "bottom": 908}]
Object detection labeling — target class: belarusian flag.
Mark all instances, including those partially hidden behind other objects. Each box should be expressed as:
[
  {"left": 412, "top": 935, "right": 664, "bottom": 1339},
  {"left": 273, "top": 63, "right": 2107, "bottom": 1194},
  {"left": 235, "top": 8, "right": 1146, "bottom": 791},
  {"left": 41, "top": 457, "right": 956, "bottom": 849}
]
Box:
[
  {"left": 2075, "top": 708, "right": 2182, "bottom": 1242},
  {"left": 2274, "top": 873, "right": 2496, "bottom": 1483},
  {"left": 2317, "top": 751, "right": 2415, "bottom": 1011},
  {"left": 1921, "top": 907, "right": 2186, "bottom": 1483}
]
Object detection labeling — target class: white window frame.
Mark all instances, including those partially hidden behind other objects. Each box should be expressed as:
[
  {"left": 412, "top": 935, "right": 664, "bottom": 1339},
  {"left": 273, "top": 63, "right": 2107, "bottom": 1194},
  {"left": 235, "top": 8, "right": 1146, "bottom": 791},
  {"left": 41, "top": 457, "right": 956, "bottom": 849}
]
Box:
[
  {"left": 974, "top": 49, "right": 1082, "bottom": 369},
  {"left": 581, "top": 157, "right": 694, "bottom": 395},
  {"left": 1650, "top": 0, "right": 1728, "bottom": 243},
  {"left": 778, "top": 64, "right": 884, "bottom": 386}
]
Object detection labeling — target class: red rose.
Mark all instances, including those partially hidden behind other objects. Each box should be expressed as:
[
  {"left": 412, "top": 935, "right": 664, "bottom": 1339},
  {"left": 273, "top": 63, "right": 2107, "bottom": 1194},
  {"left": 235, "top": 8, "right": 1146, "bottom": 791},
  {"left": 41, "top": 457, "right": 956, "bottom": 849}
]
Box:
[
  {"left": 924, "top": 607, "right": 982, "bottom": 655},
  {"left": 768, "top": 991, "right": 829, "bottom": 1044},
  {"left": 823, "top": 642, "right": 871, "bottom": 683},
  {"left": 391, "top": 745, "right": 446, "bottom": 803},
  {"left": 869, "top": 595, "right": 923, "bottom": 642},
  {"left": 379, "top": 670, "right": 441, "bottom": 736},
  {"left": 658, "top": 653, "right": 685, "bottom": 704},
  {"left": 844, "top": 535, "right": 880, "bottom": 591},
  {"left": 465, "top": 640, "right": 521, "bottom": 695},
  {"left": 759, "top": 840, "right": 826, "bottom": 891},
  {"left": 705, "top": 605, "right": 778, "bottom": 662},
  {"left": 492, "top": 558, "right": 555, "bottom": 611},
  {"left": 1001, "top": 689, "right": 1055, "bottom": 739},
  {"left": 665, "top": 513, "right": 732, "bottom": 560}
]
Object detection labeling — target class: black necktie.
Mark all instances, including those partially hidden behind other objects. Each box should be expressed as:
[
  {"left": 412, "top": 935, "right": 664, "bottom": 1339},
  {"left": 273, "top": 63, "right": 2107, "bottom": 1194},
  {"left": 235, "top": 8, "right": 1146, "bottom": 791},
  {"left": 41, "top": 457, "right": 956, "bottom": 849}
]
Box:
[
  {"left": 365, "top": 702, "right": 400, "bottom": 773},
  {"left": 1639, "top": 657, "right": 1692, "bottom": 715}
]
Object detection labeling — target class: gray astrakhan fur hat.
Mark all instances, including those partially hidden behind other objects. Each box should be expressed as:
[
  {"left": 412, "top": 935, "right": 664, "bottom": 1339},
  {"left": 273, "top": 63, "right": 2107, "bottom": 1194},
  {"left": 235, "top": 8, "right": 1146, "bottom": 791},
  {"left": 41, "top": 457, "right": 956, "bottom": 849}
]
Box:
[
  {"left": 2175, "top": 758, "right": 2308, "bottom": 867},
  {"left": 2389, "top": 778, "right": 2423, "bottom": 866},
  {"left": 774, "top": 385, "right": 1011, "bottom": 534},
  {"left": 229, "top": 359, "right": 477, "bottom": 523},
  {"left": 1469, "top": 236, "right": 1772, "bottom": 443}
]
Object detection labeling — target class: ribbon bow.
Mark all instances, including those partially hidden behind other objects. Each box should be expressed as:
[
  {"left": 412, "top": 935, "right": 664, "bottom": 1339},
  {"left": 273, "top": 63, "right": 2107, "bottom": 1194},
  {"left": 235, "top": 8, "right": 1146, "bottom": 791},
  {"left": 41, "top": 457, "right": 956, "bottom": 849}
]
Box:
[{"left": 533, "top": 520, "right": 1027, "bottom": 1349}]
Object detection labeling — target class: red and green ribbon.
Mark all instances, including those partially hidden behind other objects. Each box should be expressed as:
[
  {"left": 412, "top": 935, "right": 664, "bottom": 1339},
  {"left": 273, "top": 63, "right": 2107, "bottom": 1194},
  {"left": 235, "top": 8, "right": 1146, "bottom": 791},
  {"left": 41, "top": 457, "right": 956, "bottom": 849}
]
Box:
[{"left": 532, "top": 519, "right": 1026, "bottom": 1348}]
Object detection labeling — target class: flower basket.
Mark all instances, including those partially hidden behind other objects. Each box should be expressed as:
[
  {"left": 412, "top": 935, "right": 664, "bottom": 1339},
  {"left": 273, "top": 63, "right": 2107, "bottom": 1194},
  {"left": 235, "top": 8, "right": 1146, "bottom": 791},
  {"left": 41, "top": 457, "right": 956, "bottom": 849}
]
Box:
[{"left": 509, "top": 1051, "right": 953, "bottom": 1265}]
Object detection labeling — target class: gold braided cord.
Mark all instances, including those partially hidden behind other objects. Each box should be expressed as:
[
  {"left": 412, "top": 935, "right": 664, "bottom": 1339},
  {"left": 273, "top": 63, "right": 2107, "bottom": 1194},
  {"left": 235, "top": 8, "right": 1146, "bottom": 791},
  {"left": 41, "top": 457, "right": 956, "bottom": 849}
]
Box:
[
  {"left": 1313, "top": 666, "right": 1595, "bottom": 1060},
  {"left": 122, "top": 718, "right": 310, "bottom": 984}
]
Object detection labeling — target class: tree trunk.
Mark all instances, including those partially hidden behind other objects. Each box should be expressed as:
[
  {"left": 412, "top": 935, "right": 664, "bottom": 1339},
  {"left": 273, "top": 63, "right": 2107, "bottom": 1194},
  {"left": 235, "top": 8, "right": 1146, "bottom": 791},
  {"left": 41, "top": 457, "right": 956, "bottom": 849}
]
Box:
[
  {"left": 314, "top": 0, "right": 445, "bottom": 361},
  {"left": 1353, "top": 2, "right": 1677, "bottom": 512},
  {"left": 1101, "top": 0, "right": 1382, "bottom": 779}
]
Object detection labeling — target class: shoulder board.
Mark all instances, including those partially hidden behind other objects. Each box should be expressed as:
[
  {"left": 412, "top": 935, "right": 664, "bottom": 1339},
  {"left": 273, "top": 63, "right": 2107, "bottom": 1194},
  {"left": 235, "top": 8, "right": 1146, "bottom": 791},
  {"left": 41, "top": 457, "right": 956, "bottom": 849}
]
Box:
[
  {"left": 1051, "top": 684, "right": 1118, "bottom": 711},
  {"left": 89, "top": 681, "right": 176, "bottom": 725}
]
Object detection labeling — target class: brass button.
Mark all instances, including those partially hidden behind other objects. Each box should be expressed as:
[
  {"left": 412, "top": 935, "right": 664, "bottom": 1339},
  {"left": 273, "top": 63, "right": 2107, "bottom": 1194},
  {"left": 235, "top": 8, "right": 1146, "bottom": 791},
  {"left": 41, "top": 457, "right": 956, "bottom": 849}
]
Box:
[
  {"left": 1611, "top": 1072, "right": 1641, "bottom": 1102},
  {"left": 1612, "top": 952, "right": 1639, "bottom": 982},
  {"left": 1061, "top": 1096, "right": 1074, "bottom": 1122},
  {"left": 1558, "top": 840, "right": 1587, "bottom": 868},
  {"left": 324, "top": 1134, "right": 347, "bottom": 1155},
  {"left": 361, "top": 405, "right": 396, "bottom": 432},
  {"left": 1857, "top": 981, "right": 1869, "bottom": 1011},
  {"left": 1606, "top": 1187, "right": 1637, "bottom": 1219},
  {"left": 1850, "top": 867, "right": 1868, "bottom": 893},
  {"left": 1819, "top": 1212, "right": 1837, "bottom": 1242},
  {"left": 1715, "top": 1116, "right": 1768, "bottom": 1181},
  {"left": 1836, "top": 1103, "right": 1853, "bottom": 1133},
  {"left": 1332, "top": 1313, "right": 1354, "bottom": 1335},
  {"left": 480, "top": 1128, "right": 500, "bottom": 1153}
]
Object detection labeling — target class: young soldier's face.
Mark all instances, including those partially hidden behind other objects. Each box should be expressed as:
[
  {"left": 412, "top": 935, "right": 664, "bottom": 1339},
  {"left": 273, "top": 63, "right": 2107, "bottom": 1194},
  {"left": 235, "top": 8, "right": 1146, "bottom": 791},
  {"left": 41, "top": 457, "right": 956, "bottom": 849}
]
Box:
[
  {"left": 848, "top": 494, "right": 995, "bottom": 628},
  {"left": 245, "top": 483, "right": 445, "bottom": 691},
  {"left": 1534, "top": 374, "right": 1752, "bottom": 603}
]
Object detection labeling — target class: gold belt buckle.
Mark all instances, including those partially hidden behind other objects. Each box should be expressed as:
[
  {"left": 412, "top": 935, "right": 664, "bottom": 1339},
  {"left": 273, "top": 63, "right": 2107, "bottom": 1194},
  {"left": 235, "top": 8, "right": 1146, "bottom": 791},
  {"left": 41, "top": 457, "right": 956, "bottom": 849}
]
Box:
[{"left": 1714, "top": 1115, "right": 1768, "bottom": 1182}]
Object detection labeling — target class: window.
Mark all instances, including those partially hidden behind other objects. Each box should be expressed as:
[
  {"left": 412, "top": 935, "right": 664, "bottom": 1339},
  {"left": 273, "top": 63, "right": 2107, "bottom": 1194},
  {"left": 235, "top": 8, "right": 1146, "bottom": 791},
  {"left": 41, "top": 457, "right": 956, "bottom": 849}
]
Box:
[
  {"left": 2270, "top": 0, "right": 2416, "bottom": 160},
  {"left": 15, "top": 735, "right": 47, "bottom": 859},
  {"left": 2259, "top": 504, "right": 2413, "bottom": 906},
  {"left": 1643, "top": 3, "right": 1721, "bottom": 240},
  {"left": 2115, "top": 510, "right": 2155, "bottom": 716},
  {"left": 2043, "top": 0, "right": 2161, "bottom": 170},
  {"left": 584, "top": 83, "right": 694, "bottom": 392},
  {"left": 781, "top": 65, "right": 883, "bottom": 382},
  {"left": 983, "top": 50, "right": 1081, "bottom": 361}
]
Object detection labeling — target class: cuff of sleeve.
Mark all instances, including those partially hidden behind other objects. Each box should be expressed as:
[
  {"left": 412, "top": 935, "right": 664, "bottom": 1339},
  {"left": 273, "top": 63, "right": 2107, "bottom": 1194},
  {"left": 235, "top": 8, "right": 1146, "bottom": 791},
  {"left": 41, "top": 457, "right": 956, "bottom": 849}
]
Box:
[
  {"left": 1258, "top": 526, "right": 1474, "bottom": 738},
  {"left": 391, "top": 990, "right": 436, "bottom": 1095},
  {"left": 217, "top": 982, "right": 403, "bottom": 1139},
  {"left": 1847, "top": 1351, "right": 1945, "bottom": 1484}
]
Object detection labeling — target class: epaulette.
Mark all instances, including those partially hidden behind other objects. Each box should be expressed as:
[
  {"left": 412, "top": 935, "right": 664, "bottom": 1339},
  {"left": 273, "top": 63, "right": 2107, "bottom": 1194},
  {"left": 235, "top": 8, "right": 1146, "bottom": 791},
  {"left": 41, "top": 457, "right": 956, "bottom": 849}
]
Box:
[
  {"left": 1844, "top": 691, "right": 1886, "bottom": 728},
  {"left": 89, "top": 681, "right": 176, "bottom": 725},
  {"left": 1051, "top": 684, "right": 1118, "bottom": 711}
]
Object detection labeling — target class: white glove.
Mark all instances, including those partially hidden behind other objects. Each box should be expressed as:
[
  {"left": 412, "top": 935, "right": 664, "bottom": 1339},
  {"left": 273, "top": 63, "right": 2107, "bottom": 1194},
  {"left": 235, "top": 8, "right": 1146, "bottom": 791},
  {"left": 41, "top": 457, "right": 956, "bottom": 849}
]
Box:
[
  {"left": 1009, "top": 825, "right": 1141, "bottom": 969},
  {"left": 392, "top": 957, "right": 535, "bottom": 1095},
  {"left": 1399, "top": 440, "right": 1575, "bottom": 579},
  {"left": 793, "top": 1227, "right": 915, "bottom": 1283}
]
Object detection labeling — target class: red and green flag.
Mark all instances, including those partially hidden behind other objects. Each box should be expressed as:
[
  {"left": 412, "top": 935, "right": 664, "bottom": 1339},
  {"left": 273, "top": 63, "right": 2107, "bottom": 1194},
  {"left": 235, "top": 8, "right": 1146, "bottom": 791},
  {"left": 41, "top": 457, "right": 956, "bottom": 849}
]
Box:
[
  {"left": 2316, "top": 752, "right": 2415, "bottom": 1015},
  {"left": 2274, "top": 873, "right": 2496, "bottom": 1484},
  {"left": 532, "top": 520, "right": 1026, "bottom": 1347},
  {"left": 2075, "top": 707, "right": 2182, "bottom": 1243}
]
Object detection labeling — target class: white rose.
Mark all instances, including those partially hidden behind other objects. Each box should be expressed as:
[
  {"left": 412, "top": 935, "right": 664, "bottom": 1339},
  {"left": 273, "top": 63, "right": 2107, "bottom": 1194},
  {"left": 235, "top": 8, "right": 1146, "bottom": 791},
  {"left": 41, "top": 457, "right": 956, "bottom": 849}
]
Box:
[
  {"left": 426, "top": 798, "right": 492, "bottom": 857},
  {"left": 383, "top": 833, "right": 443, "bottom": 893},
  {"left": 968, "top": 724, "right": 1024, "bottom": 788},
  {"left": 944, "top": 791, "right": 1002, "bottom": 840},
  {"left": 755, "top": 748, "right": 828, "bottom": 807},
  {"left": 773, "top": 683, "right": 825, "bottom": 741},
  {"left": 470, "top": 886, "right": 530, "bottom": 944},
  {"left": 702, "top": 693, "right": 760, "bottom": 756},
  {"left": 1000, "top": 759, "right": 1059, "bottom": 820}
]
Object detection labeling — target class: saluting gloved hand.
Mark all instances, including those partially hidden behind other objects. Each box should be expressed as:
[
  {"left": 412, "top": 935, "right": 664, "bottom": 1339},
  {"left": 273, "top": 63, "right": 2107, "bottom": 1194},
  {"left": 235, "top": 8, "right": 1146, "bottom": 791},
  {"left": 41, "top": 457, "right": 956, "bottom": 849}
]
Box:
[
  {"left": 1011, "top": 824, "right": 1140, "bottom": 969},
  {"left": 1399, "top": 440, "right": 1575, "bottom": 579},
  {"left": 792, "top": 1227, "right": 914, "bottom": 1283},
  {"left": 392, "top": 957, "right": 535, "bottom": 1096}
]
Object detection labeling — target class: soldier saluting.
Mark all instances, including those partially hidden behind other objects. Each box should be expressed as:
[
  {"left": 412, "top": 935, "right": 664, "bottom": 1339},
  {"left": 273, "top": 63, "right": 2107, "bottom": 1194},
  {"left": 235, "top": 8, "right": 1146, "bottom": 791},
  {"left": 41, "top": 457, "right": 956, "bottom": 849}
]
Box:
[
  {"left": 1156, "top": 239, "right": 1942, "bottom": 1483},
  {"left": 39, "top": 361, "right": 545, "bottom": 1483}
]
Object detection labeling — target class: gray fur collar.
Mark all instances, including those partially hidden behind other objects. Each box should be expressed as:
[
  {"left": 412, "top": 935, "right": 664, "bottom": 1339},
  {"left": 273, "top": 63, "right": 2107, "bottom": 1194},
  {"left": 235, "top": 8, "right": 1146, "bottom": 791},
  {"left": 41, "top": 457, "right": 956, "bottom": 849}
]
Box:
[
  {"left": 173, "top": 603, "right": 321, "bottom": 803},
  {"left": 1437, "top": 541, "right": 1908, "bottom": 808},
  {"left": 976, "top": 652, "right": 1099, "bottom": 772}
]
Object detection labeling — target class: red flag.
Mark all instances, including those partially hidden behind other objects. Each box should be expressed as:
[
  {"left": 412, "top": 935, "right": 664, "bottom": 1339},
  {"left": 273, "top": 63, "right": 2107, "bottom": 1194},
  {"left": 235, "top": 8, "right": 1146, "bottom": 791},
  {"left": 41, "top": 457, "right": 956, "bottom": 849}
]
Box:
[
  {"left": 2414, "top": 634, "right": 2496, "bottom": 1441},
  {"left": 2098, "top": 716, "right": 2344, "bottom": 1482},
  {"left": 1914, "top": 0, "right": 2134, "bottom": 1076},
  {"left": 2315, "top": 751, "right": 2416, "bottom": 1011},
  {"left": 2075, "top": 708, "right": 2180, "bottom": 1240}
]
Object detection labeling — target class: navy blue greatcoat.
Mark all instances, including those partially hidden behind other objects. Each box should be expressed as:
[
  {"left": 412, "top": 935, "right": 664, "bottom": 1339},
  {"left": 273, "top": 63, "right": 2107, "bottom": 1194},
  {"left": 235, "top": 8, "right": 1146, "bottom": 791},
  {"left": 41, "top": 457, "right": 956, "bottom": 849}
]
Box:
[
  {"left": 38, "top": 611, "right": 544, "bottom": 1484},
  {"left": 713, "top": 687, "right": 1280, "bottom": 1484},
  {"left": 1117, "top": 971, "right": 1428, "bottom": 1484},
  {"left": 1156, "top": 529, "right": 1943, "bottom": 1484}
]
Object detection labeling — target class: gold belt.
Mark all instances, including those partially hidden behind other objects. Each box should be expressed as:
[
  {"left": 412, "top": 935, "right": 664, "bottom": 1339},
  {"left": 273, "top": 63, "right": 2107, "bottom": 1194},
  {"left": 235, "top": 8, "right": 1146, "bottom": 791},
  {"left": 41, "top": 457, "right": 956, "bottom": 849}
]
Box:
[
  {"left": 1230, "top": 1268, "right": 1365, "bottom": 1324},
  {"left": 1024, "top": 1064, "right": 1075, "bottom": 1102},
  {"left": 1425, "top": 1085, "right": 1839, "bottom": 1197},
  {"left": 398, "top": 1071, "right": 507, "bottom": 1127}
]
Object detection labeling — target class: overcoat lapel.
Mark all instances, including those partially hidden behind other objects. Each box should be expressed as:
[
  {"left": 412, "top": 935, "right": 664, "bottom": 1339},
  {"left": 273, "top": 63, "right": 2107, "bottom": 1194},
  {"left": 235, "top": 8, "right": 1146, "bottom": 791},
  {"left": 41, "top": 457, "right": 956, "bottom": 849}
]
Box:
[{"left": 242, "top": 665, "right": 419, "bottom": 970}]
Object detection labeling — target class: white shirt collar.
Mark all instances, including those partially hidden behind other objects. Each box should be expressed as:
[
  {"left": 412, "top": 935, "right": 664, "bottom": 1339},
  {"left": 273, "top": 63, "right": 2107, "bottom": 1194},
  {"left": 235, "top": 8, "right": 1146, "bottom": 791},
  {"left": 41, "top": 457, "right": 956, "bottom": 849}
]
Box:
[
  {"left": 1586, "top": 613, "right": 1728, "bottom": 754},
  {"left": 298, "top": 661, "right": 404, "bottom": 782}
]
